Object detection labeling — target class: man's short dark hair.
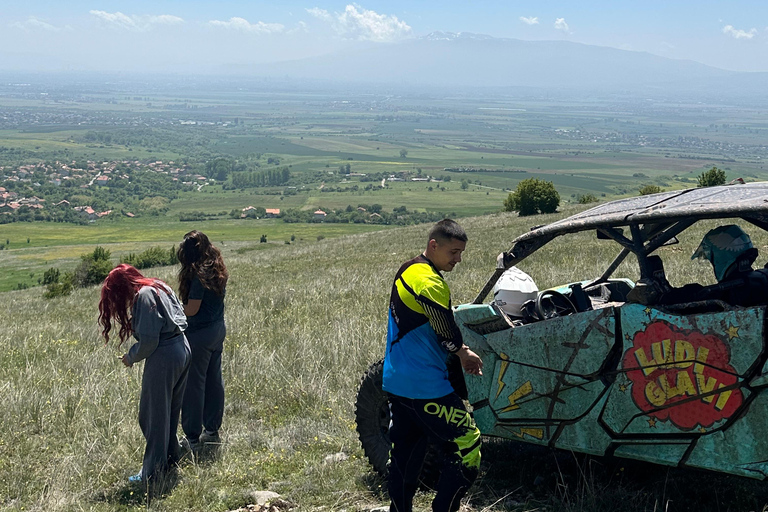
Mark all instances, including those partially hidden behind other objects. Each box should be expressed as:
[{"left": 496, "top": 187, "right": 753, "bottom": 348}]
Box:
[{"left": 428, "top": 219, "right": 467, "bottom": 243}]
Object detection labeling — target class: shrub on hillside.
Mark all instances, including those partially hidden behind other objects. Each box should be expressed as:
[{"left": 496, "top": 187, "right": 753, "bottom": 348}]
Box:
[
  {"left": 43, "top": 273, "right": 74, "bottom": 299},
  {"left": 576, "top": 193, "right": 599, "bottom": 204},
  {"left": 73, "top": 247, "right": 113, "bottom": 287},
  {"left": 42, "top": 267, "right": 60, "bottom": 285},
  {"left": 639, "top": 184, "right": 663, "bottom": 195},
  {"left": 44, "top": 247, "right": 113, "bottom": 299},
  {"left": 697, "top": 166, "right": 726, "bottom": 187},
  {"left": 504, "top": 178, "right": 560, "bottom": 216},
  {"left": 121, "top": 246, "right": 178, "bottom": 270}
]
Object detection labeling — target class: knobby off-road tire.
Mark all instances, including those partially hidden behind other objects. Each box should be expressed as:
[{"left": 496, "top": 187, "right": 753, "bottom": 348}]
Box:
[
  {"left": 355, "top": 359, "right": 391, "bottom": 476},
  {"left": 354, "top": 358, "right": 440, "bottom": 488}
]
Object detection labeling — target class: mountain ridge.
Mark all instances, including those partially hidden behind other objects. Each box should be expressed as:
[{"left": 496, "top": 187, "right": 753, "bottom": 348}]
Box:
[{"left": 253, "top": 32, "right": 765, "bottom": 99}]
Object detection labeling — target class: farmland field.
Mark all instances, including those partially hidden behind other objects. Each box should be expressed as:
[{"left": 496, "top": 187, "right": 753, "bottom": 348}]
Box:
[{"left": 1, "top": 79, "right": 767, "bottom": 285}]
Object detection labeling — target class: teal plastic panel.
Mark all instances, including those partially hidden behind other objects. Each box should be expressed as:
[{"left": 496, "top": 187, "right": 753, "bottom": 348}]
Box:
[
  {"left": 554, "top": 393, "right": 614, "bottom": 456},
  {"left": 605, "top": 304, "right": 763, "bottom": 434},
  {"left": 456, "top": 304, "right": 505, "bottom": 406},
  {"left": 483, "top": 308, "right": 616, "bottom": 376},
  {"left": 488, "top": 361, "right": 606, "bottom": 421},
  {"left": 612, "top": 442, "right": 692, "bottom": 468},
  {"left": 686, "top": 391, "right": 768, "bottom": 479}
]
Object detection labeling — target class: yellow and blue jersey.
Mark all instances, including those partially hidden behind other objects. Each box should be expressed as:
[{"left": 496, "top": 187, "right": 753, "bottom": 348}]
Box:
[{"left": 383, "top": 255, "right": 464, "bottom": 399}]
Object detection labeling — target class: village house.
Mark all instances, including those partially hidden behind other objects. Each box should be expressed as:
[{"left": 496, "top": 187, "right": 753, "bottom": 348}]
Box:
[
  {"left": 241, "top": 206, "right": 259, "bottom": 218},
  {"left": 313, "top": 209, "right": 327, "bottom": 220},
  {"left": 265, "top": 208, "right": 280, "bottom": 218},
  {"left": 74, "top": 206, "right": 98, "bottom": 221}
]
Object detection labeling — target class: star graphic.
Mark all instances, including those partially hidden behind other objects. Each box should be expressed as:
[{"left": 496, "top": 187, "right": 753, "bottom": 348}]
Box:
[
  {"left": 698, "top": 427, "right": 707, "bottom": 433},
  {"left": 726, "top": 324, "right": 740, "bottom": 340},
  {"left": 647, "top": 417, "right": 657, "bottom": 428},
  {"left": 644, "top": 307, "right": 652, "bottom": 315},
  {"left": 619, "top": 383, "right": 629, "bottom": 393}
]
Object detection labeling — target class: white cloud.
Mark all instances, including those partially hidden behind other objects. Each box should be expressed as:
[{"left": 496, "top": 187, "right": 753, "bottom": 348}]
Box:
[
  {"left": 10, "top": 16, "right": 67, "bottom": 32},
  {"left": 148, "top": 15, "right": 185, "bottom": 26},
  {"left": 90, "top": 10, "right": 184, "bottom": 31},
  {"left": 306, "top": 7, "right": 332, "bottom": 21},
  {"left": 722, "top": 25, "right": 757, "bottom": 39},
  {"left": 554, "top": 18, "right": 570, "bottom": 33},
  {"left": 307, "top": 4, "right": 412, "bottom": 42},
  {"left": 209, "top": 17, "right": 285, "bottom": 34},
  {"left": 519, "top": 16, "right": 539, "bottom": 26},
  {"left": 287, "top": 20, "right": 309, "bottom": 35}
]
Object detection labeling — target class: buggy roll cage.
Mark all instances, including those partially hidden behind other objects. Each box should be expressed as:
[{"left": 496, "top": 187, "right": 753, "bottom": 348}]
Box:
[{"left": 473, "top": 182, "right": 768, "bottom": 304}]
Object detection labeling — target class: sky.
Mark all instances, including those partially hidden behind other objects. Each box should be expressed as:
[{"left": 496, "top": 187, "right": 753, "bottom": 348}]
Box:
[{"left": 3, "top": 1, "right": 768, "bottom": 75}]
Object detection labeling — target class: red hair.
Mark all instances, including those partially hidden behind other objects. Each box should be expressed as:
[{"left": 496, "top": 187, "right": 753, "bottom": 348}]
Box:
[{"left": 98, "top": 264, "right": 168, "bottom": 345}]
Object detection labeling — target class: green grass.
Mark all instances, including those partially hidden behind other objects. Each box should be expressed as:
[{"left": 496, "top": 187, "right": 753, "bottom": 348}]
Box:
[
  {"left": 0, "top": 218, "right": 389, "bottom": 292},
  {"left": 3, "top": 209, "right": 768, "bottom": 511}
]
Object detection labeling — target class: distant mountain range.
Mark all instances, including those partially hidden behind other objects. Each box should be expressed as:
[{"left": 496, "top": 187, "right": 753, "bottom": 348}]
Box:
[{"left": 256, "top": 32, "right": 768, "bottom": 100}]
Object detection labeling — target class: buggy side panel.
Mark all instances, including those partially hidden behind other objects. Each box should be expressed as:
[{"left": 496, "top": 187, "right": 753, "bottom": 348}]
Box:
[
  {"left": 457, "top": 306, "right": 617, "bottom": 450},
  {"left": 603, "top": 305, "right": 764, "bottom": 437},
  {"left": 686, "top": 392, "right": 768, "bottom": 479}
]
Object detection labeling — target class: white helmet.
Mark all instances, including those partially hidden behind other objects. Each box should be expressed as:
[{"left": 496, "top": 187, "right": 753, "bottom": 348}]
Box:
[{"left": 493, "top": 267, "right": 539, "bottom": 318}]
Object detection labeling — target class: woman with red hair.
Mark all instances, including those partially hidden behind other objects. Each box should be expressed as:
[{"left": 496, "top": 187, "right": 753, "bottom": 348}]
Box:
[
  {"left": 98, "top": 264, "right": 190, "bottom": 487},
  {"left": 177, "top": 230, "right": 228, "bottom": 451}
]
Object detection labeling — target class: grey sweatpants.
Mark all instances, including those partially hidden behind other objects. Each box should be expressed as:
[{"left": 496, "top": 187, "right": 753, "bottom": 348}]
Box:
[
  {"left": 181, "top": 321, "right": 226, "bottom": 440},
  {"left": 139, "top": 334, "right": 190, "bottom": 481}
]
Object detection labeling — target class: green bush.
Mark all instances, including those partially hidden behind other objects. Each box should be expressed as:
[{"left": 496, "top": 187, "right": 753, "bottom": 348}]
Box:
[
  {"left": 697, "top": 166, "right": 726, "bottom": 187},
  {"left": 121, "top": 246, "right": 178, "bottom": 270},
  {"left": 639, "top": 184, "right": 663, "bottom": 196},
  {"left": 577, "top": 193, "right": 599, "bottom": 204},
  {"left": 42, "top": 247, "right": 113, "bottom": 299},
  {"left": 504, "top": 178, "right": 560, "bottom": 216},
  {"left": 42, "top": 267, "right": 60, "bottom": 285},
  {"left": 68, "top": 246, "right": 113, "bottom": 289},
  {"left": 43, "top": 273, "right": 74, "bottom": 299},
  {"left": 73, "top": 257, "right": 113, "bottom": 288}
]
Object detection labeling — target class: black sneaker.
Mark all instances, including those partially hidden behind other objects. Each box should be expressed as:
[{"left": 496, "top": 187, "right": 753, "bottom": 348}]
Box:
[
  {"left": 200, "top": 430, "right": 220, "bottom": 445},
  {"left": 181, "top": 436, "right": 200, "bottom": 454}
]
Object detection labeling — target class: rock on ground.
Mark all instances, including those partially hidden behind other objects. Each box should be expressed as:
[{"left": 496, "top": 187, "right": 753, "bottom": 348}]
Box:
[{"left": 226, "top": 490, "right": 296, "bottom": 512}]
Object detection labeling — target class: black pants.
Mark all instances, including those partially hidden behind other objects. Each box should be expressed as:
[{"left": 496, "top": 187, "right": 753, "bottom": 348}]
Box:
[
  {"left": 388, "top": 392, "right": 481, "bottom": 512},
  {"left": 181, "top": 321, "right": 226, "bottom": 440}
]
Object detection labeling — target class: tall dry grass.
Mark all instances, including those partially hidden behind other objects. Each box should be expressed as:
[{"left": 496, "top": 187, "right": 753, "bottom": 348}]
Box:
[{"left": 2, "top": 208, "right": 768, "bottom": 511}]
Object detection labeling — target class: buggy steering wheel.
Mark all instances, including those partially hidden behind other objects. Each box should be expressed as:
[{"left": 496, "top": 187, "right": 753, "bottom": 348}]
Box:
[{"left": 535, "top": 290, "right": 577, "bottom": 320}]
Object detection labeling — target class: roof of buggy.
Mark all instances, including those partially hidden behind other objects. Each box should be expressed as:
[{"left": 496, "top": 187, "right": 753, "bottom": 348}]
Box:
[{"left": 511, "top": 182, "right": 768, "bottom": 247}]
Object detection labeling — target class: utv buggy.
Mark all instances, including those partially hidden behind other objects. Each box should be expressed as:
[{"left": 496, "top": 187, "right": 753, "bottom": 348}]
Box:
[{"left": 356, "top": 182, "right": 768, "bottom": 480}]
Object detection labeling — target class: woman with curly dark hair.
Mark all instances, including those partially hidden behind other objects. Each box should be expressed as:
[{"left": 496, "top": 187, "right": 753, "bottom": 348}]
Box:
[
  {"left": 177, "top": 230, "right": 229, "bottom": 450},
  {"left": 98, "top": 264, "right": 190, "bottom": 486}
]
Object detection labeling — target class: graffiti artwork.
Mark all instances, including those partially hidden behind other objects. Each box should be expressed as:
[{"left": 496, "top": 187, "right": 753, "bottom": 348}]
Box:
[{"left": 623, "top": 320, "right": 743, "bottom": 430}]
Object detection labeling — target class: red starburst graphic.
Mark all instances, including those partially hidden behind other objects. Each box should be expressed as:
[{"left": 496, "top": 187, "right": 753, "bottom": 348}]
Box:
[{"left": 622, "top": 320, "right": 743, "bottom": 430}]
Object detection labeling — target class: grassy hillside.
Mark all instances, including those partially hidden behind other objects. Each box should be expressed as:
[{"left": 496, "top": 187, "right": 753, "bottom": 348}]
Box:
[{"left": 3, "top": 209, "right": 768, "bottom": 511}]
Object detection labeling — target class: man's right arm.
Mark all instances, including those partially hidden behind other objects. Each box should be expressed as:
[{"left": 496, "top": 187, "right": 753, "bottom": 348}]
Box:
[
  {"left": 418, "top": 294, "right": 483, "bottom": 375},
  {"left": 456, "top": 345, "right": 483, "bottom": 375}
]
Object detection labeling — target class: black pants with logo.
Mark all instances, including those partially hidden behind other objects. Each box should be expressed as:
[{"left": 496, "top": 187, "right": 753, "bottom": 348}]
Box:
[{"left": 388, "top": 392, "right": 482, "bottom": 512}]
